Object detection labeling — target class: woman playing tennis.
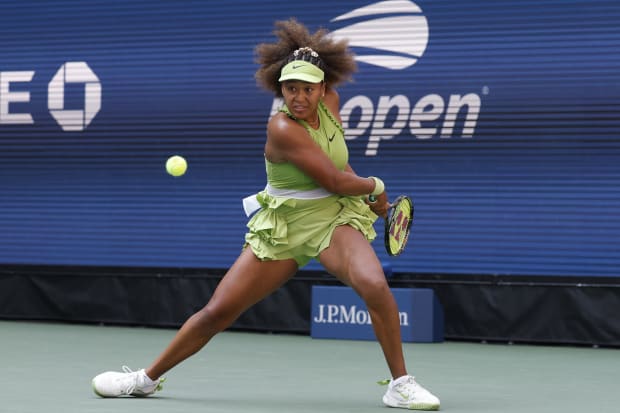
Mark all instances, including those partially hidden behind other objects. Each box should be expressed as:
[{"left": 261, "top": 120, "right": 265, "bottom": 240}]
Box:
[{"left": 92, "top": 18, "right": 440, "bottom": 411}]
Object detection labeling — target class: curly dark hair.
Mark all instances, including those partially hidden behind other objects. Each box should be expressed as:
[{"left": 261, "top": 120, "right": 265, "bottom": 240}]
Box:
[{"left": 254, "top": 18, "right": 357, "bottom": 96}]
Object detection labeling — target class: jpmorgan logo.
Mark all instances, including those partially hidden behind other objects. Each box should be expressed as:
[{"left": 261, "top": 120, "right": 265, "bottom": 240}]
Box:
[
  {"left": 313, "top": 304, "right": 410, "bottom": 327},
  {"left": 330, "top": 0, "right": 429, "bottom": 70},
  {"left": 0, "top": 61, "right": 101, "bottom": 131}
]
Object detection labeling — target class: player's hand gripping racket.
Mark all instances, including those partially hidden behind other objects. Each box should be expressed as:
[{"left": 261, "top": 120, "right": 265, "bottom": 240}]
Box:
[{"left": 370, "top": 195, "right": 414, "bottom": 256}]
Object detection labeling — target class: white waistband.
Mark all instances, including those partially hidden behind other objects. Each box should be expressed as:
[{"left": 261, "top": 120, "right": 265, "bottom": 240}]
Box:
[
  {"left": 242, "top": 184, "right": 333, "bottom": 217},
  {"left": 265, "top": 183, "right": 332, "bottom": 199}
]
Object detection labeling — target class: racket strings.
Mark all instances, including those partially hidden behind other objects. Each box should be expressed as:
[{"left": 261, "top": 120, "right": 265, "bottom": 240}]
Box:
[{"left": 385, "top": 196, "right": 413, "bottom": 256}]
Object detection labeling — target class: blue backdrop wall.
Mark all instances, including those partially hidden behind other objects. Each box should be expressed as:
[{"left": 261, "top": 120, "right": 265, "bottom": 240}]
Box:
[{"left": 1, "top": 0, "right": 619, "bottom": 277}]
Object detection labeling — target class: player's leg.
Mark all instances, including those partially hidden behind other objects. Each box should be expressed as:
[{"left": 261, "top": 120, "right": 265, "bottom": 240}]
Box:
[
  {"left": 146, "top": 247, "right": 298, "bottom": 379},
  {"left": 92, "top": 247, "right": 298, "bottom": 397},
  {"left": 318, "top": 224, "right": 406, "bottom": 377},
  {"left": 318, "top": 225, "right": 440, "bottom": 410}
]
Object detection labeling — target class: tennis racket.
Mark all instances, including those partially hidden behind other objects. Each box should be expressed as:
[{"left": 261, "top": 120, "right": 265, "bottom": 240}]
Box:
[{"left": 370, "top": 195, "right": 414, "bottom": 256}]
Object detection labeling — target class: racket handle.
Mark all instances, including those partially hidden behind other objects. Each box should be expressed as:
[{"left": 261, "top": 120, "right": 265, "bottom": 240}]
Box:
[{"left": 368, "top": 195, "right": 377, "bottom": 203}]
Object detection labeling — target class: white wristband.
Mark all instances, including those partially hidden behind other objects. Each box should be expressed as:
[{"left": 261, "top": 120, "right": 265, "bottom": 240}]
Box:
[{"left": 369, "top": 176, "right": 385, "bottom": 196}]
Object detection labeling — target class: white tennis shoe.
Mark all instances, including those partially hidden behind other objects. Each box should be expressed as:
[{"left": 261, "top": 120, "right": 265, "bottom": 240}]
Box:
[
  {"left": 92, "top": 366, "right": 164, "bottom": 397},
  {"left": 382, "top": 375, "right": 440, "bottom": 410}
]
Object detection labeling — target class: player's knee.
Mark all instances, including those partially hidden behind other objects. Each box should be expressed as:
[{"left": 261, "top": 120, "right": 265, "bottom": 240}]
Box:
[
  {"left": 194, "top": 303, "right": 236, "bottom": 334},
  {"left": 354, "top": 273, "right": 390, "bottom": 302}
]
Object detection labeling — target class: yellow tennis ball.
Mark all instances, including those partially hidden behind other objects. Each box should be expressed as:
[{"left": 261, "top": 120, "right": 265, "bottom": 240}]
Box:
[{"left": 166, "top": 155, "right": 187, "bottom": 177}]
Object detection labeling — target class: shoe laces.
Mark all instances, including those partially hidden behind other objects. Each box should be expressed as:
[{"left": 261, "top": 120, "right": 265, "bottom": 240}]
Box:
[
  {"left": 395, "top": 376, "right": 427, "bottom": 399},
  {"left": 379, "top": 376, "right": 423, "bottom": 397},
  {"left": 117, "top": 366, "right": 165, "bottom": 395},
  {"left": 118, "top": 366, "right": 142, "bottom": 395}
]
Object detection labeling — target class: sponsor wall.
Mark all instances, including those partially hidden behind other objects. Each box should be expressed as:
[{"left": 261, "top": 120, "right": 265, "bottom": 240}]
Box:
[{"left": 1, "top": 1, "right": 619, "bottom": 277}]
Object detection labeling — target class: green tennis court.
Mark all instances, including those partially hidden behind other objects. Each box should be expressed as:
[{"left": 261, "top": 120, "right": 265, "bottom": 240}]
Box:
[{"left": 1, "top": 320, "right": 617, "bottom": 413}]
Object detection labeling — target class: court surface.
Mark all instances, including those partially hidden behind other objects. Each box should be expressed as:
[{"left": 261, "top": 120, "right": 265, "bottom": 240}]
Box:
[{"left": 1, "top": 320, "right": 617, "bottom": 413}]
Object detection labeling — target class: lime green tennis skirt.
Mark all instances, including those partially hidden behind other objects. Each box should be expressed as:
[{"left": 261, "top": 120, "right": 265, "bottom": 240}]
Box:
[{"left": 245, "top": 191, "right": 378, "bottom": 267}]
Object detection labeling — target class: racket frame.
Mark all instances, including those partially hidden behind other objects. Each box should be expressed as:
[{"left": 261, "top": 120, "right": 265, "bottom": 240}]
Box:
[{"left": 384, "top": 195, "right": 413, "bottom": 256}]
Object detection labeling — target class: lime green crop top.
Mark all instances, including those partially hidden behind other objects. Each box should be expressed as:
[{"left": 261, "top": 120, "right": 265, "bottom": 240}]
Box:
[{"left": 266, "top": 101, "right": 347, "bottom": 190}]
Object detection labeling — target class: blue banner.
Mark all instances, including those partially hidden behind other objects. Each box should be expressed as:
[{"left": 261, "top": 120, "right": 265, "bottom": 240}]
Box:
[
  {"left": 311, "top": 286, "right": 444, "bottom": 342},
  {"left": 1, "top": 1, "right": 619, "bottom": 277}
]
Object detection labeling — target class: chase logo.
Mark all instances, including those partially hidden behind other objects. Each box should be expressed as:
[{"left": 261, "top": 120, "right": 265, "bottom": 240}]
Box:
[
  {"left": 48, "top": 62, "right": 101, "bottom": 131},
  {"left": 330, "top": 0, "right": 429, "bottom": 70},
  {"left": 0, "top": 61, "right": 101, "bottom": 131}
]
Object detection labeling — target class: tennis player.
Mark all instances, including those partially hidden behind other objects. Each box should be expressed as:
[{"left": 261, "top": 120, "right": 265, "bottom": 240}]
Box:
[{"left": 92, "top": 18, "right": 440, "bottom": 411}]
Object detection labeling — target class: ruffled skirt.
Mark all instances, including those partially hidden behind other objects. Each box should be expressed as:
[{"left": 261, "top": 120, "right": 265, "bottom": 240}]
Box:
[{"left": 244, "top": 192, "right": 377, "bottom": 267}]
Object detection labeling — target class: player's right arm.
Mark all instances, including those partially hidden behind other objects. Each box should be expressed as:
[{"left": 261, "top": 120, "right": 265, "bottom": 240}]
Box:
[{"left": 265, "top": 113, "right": 377, "bottom": 197}]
